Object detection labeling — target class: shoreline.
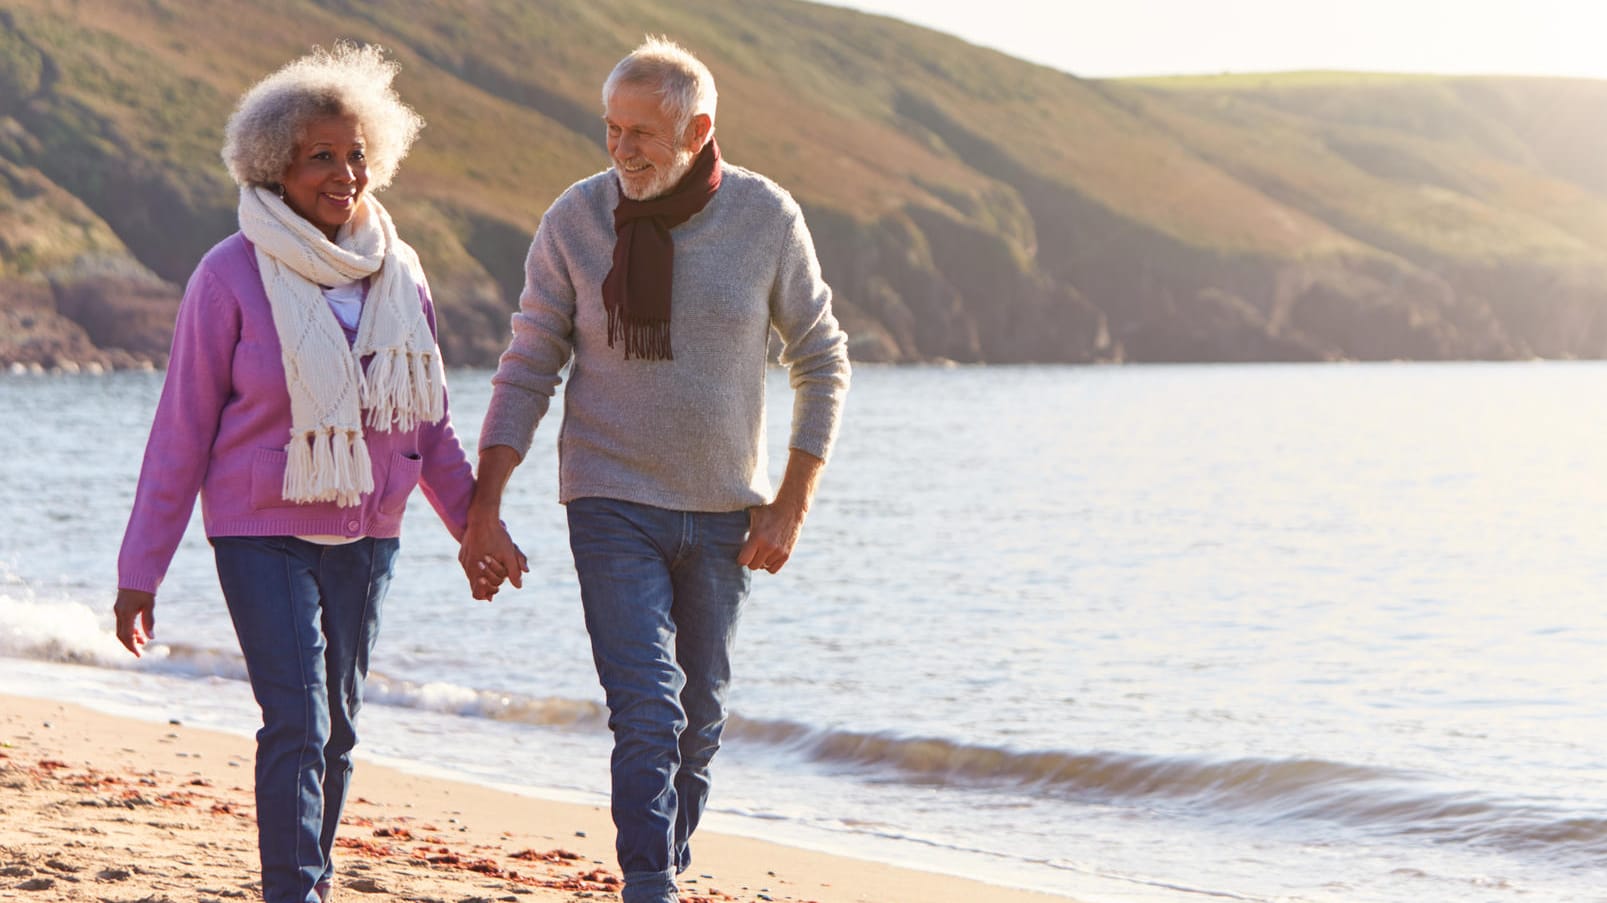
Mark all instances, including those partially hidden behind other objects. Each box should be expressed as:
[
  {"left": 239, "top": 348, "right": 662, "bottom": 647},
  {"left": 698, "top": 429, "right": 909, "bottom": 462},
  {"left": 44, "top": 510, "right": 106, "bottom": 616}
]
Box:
[{"left": 0, "top": 692, "right": 1075, "bottom": 902}]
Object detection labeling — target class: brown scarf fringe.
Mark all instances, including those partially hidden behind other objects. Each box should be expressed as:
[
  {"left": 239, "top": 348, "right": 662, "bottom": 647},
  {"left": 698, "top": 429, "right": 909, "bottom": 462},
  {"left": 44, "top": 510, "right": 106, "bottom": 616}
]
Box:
[{"left": 606, "top": 307, "right": 675, "bottom": 361}]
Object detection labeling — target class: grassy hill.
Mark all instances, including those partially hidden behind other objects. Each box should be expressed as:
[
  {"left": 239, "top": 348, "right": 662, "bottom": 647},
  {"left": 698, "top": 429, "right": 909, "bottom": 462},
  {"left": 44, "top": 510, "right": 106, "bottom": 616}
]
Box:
[{"left": 3, "top": 0, "right": 1607, "bottom": 367}]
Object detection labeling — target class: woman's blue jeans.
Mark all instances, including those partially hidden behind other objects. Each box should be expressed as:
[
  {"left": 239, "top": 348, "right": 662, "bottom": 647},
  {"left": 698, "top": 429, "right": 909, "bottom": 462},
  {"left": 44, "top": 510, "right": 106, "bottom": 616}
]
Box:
[
  {"left": 566, "top": 498, "right": 752, "bottom": 903},
  {"left": 212, "top": 535, "right": 398, "bottom": 903}
]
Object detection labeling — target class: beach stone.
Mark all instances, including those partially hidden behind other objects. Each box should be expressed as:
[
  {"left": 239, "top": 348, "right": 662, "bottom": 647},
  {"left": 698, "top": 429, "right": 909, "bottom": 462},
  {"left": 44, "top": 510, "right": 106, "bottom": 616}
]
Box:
[
  {"left": 95, "top": 867, "right": 131, "bottom": 880},
  {"left": 0, "top": 865, "right": 32, "bottom": 876},
  {"left": 17, "top": 876, "right": 54, "bottom": 890}
]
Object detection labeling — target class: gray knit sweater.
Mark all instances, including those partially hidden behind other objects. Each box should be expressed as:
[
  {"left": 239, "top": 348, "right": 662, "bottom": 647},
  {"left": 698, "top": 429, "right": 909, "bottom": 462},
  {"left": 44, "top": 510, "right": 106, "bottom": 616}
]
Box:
[{"left": 479, "top": 163, "right": 851, "bottom": 512}]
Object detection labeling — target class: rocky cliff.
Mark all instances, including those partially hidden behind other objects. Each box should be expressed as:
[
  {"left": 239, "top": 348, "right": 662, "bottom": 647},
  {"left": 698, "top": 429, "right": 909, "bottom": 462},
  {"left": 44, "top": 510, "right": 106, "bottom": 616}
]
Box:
[{"left": 3, "top": 1, "right": 1607, "bottom": 370}]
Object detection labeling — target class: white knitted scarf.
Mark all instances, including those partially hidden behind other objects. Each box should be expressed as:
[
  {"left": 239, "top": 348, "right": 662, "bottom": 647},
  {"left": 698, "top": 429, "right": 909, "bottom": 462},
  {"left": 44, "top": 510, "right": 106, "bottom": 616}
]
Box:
[{"left": 239, "top": 186, "right": 445, "bottom": 507}]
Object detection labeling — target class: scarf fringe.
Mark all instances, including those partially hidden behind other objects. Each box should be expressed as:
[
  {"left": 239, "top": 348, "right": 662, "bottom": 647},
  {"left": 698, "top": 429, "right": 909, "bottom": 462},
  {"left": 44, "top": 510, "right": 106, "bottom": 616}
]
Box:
[
  {"left": 363, "top": 348, "right": 444, "bottom": 432},
  {"left": 284, "top": 430, "right": 317, "bottom": 502},
  {"left": 282, "top": 427, "right": 377, "bottom": 508},
  {"left": 607, "top": 308, "right": 674, "bottom": 361},
  {"left": 348, "top": 430, "right": 373, "bottom": 504}
]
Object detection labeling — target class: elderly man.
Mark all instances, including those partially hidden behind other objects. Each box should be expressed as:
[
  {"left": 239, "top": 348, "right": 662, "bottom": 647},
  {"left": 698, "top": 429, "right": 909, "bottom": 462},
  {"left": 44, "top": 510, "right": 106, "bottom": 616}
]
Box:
[{"left": 462, "top": 36, "right": 850, "bottom": 903}]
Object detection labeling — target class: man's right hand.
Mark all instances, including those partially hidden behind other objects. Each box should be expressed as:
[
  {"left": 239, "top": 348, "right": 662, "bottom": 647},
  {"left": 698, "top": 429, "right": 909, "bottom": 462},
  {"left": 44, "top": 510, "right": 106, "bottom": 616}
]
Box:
[
  {"left": 459, "top": 518, "right": 528, "bottom": 599},
  {"left": 114, "top": 589, "right": 156, "bottom": 657},
  {"left": 460, "top": 446, "right": 528, "bottom": 600}
]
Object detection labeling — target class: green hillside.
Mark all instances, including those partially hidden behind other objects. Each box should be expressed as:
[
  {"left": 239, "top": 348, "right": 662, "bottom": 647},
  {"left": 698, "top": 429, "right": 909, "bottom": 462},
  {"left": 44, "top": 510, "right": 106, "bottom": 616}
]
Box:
[{"left": 4, "top": 0, "right": 1607, "bottom": 367}]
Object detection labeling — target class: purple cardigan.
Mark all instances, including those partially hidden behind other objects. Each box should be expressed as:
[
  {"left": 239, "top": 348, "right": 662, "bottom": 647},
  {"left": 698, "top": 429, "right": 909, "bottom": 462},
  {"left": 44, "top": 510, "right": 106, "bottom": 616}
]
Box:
[{"left": 117, "top": 233, "right": 476, "bottom": 593}]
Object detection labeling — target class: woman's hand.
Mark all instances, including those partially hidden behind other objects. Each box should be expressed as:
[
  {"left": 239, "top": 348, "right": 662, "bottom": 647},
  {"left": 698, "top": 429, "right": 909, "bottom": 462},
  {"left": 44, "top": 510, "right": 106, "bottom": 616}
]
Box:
[{"left": 114, "top": 589, "right": 157, "bottom": 657}]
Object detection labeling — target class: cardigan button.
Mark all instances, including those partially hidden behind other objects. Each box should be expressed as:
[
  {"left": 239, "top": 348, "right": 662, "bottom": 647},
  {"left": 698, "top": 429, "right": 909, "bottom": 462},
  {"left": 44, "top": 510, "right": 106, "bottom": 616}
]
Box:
[{"left": 345, "top": 520, "right": 360, "bottom": 534}]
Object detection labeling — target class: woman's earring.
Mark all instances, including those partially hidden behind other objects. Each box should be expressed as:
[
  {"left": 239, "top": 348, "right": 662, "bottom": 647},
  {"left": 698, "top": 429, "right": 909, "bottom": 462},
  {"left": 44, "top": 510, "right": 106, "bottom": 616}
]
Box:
[{"left": 276, "top": 184, "right": 286, "bottom": 199}]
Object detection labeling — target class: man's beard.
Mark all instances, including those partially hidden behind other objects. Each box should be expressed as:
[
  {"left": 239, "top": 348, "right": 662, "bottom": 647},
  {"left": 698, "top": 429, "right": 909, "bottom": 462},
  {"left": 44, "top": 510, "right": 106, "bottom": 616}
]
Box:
[{"left": 614, "top": 145, "right": 698, "bottom": 200}]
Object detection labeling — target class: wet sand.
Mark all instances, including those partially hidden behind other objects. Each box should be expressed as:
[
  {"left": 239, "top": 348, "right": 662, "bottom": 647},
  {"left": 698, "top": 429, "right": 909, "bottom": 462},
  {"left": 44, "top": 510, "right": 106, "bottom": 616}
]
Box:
[{"left": 0, "top": 694, "right": 1070, "bottom": 902}]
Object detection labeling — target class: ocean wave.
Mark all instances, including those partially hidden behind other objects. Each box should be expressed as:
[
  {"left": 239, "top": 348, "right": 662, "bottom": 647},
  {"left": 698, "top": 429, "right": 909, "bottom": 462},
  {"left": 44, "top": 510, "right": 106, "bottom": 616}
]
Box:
[
  {"left": 0, "top": 593, "right": 609, "bottom": 727},
  {"left": 360, "top": 676, "right": 607, "bottom": 728},
  {"left": 726, "top": 716, "right": 1607, "bottom": 864},
  {"left": 0, "top": 592, "right": 134, "bottom": 667},
  {"left": 5, "top": 594, "right": 1602, "bottom": 865}
]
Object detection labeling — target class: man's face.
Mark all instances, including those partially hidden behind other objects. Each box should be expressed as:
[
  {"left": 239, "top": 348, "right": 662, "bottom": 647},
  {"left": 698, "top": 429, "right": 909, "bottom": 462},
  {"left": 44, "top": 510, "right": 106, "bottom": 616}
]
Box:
[{"left": 605, "top": 83, "right": 698, "bottom": 200}]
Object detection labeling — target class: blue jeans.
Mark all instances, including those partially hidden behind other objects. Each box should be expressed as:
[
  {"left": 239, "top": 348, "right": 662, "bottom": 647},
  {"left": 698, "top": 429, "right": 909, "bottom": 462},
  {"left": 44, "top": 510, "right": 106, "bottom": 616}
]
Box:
[
  {"left": 566, "top": 498, "right": 752, "bottom": 903},
  {"left": 212, "top": 535, "right": 398, "bottom": 903}
]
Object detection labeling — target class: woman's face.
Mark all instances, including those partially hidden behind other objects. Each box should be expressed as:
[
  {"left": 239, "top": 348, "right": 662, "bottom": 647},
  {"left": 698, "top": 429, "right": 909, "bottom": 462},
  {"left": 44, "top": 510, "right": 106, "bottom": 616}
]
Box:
[{"left": 280, "top": 114, "right": 368, "bottom": 241}]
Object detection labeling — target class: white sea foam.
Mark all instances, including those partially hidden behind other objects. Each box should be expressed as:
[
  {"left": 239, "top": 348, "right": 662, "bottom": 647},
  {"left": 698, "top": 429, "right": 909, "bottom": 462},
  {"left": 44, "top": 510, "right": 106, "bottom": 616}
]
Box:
[
  {"left": 363, "top": 676, "right": 607, "bottom": 728},
  {"left": 0, "top": 591, "right": 145, "bottom": 668}
]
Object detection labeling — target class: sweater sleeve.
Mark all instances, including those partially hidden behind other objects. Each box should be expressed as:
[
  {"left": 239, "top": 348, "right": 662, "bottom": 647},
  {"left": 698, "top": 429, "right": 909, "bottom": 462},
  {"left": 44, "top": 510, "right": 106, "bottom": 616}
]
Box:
[
  {"left": 479, "top": 208, "right": 577, "bottom": 458},
  {"left": 770, "top": 202, "right": 851, "bottom": 463},
  {"left": 414, "top": 286, "right": 476, "bottom": 541},
  {"left": 116, "top": 265, "right": 240, "bottom": 593}
]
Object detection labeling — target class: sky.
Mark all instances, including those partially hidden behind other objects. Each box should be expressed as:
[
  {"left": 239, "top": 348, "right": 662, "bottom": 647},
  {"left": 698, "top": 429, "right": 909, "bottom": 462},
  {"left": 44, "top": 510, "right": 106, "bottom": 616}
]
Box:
[{"left": 826, "top": 1, "right": 1607, "bottom": 81}]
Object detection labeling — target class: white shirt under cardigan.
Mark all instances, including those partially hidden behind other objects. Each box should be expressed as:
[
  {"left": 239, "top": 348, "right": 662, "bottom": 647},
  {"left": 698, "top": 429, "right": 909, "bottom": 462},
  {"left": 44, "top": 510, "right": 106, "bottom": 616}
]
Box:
[{"left": 479, "top": 164, "right": 851, "bottom": 512}]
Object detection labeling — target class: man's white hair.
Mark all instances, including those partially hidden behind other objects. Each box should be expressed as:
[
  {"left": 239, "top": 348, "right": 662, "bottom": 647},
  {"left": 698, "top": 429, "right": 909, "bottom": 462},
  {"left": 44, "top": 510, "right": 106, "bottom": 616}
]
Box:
[
  {"left": 602, "top": 36, "right": 718, "bottom": 139},
  {"left": 222, "top": 42, "right": 423, "bottom": 191}
]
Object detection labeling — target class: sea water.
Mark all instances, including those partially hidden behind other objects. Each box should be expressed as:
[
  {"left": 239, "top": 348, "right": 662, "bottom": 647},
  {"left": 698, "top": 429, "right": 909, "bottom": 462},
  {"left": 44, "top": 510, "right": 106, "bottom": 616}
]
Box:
[{"left": 2, "top": 363, "right": 1605, "bottom": 902}]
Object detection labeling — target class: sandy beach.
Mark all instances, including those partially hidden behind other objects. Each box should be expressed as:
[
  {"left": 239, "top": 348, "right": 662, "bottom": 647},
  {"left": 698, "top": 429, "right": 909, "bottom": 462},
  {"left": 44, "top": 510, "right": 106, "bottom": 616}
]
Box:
[{"left": 0, "top": 694, "right": 1068, "bottom": 903}]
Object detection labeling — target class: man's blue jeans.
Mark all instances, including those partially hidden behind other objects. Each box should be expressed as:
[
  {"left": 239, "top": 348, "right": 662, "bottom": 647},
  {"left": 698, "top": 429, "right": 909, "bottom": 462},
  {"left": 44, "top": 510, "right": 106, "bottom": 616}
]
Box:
[
  {"left": 212, "top": 535, "right": 398, "bottom": 903},
  {"left": 566, "top": 498, "right": 752, "bottom": 903}
]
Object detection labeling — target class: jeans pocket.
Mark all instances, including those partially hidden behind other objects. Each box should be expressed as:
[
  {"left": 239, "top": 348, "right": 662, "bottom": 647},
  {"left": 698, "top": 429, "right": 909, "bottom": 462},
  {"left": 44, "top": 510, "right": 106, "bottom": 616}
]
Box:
[{"left": 708, "top": 508, "right": 753, "bottom": 551}]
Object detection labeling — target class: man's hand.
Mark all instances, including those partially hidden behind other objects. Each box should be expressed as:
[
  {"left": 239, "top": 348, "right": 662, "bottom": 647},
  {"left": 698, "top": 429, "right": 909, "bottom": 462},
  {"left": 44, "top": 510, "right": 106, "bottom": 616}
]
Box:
[
  {"left": 114, "top": 589, "right": 156, "bottom": 657},
  {"left": 460, "top": 445, "right": 528, "bottom": 600},
  {"left": 736, "top": 449, "right": 825, "bottom": 575},
  {"left": 738, "top": 500, "right": 806, "bottom": 573}
]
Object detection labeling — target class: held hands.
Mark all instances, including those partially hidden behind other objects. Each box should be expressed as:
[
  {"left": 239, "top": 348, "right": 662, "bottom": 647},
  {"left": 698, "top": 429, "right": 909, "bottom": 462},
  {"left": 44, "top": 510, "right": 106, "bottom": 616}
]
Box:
[
  {"left": 458, "top": 518, "right": 529, "bottom": 601},
  {"left": 114, "top": 589, "right": 156, "bottom": 657}
]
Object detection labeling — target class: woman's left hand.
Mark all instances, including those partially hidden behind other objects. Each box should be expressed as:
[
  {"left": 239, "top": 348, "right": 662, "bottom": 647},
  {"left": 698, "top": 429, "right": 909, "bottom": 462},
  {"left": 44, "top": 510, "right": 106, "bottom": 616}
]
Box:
[{"left": 114, "top": 589, "right": 157, "bottom": 657}]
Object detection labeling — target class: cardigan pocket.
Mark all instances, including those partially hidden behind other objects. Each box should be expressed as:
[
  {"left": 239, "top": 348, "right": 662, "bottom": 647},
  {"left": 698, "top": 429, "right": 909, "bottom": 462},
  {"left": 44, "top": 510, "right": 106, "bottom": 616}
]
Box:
[
  {"left": 377, "top": 452, "right": 423, "bottom": 516},
  {"left": 249, "top": 448, "right": 302, "bottom": 510}
]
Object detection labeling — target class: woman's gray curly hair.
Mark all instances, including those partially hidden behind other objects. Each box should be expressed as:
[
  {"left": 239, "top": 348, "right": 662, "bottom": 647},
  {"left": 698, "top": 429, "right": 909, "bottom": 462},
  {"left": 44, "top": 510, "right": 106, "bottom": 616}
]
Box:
[{"left": 222, "top": 43, "right": 423, "bottom": 191}]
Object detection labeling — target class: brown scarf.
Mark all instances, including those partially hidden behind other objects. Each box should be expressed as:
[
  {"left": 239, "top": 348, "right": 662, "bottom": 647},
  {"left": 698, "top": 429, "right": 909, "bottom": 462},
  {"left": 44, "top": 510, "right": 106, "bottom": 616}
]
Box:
[{"left": 602, "top": 138, "right": 722, "bottom": 360}]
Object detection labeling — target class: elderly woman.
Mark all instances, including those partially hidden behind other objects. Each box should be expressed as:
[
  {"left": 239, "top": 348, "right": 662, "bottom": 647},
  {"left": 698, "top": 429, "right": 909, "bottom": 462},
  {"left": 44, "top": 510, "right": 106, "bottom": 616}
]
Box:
[{"left": 112, "top": 44, "right": 517, "bottom": 903}]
